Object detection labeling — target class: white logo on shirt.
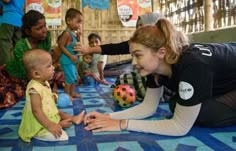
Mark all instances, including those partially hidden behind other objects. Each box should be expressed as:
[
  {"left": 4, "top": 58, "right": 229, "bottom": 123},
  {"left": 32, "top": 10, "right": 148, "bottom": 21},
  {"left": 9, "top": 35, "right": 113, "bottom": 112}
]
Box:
[
  {"left": 194, "top": 44, "right": 212, "bottom": 56},
  {"left": 179, "top": 81, "right": 194, "bottom": 100}
]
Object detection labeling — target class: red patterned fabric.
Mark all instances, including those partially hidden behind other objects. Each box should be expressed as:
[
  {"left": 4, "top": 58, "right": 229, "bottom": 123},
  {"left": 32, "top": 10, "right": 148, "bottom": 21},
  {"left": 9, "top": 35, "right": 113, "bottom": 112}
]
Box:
[
  {"left": 0, "top": 65, "right": 65, "bottom": 109},
  {"left": 0, "top": 65, "right": 27, "bottom": 109}
]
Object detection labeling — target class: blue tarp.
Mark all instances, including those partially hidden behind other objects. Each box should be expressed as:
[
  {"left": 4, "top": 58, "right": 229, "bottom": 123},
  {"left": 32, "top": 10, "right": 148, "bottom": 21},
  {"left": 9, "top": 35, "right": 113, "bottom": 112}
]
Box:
[{"left": 82, "top": 0, "right": 110, "bottom": 10}]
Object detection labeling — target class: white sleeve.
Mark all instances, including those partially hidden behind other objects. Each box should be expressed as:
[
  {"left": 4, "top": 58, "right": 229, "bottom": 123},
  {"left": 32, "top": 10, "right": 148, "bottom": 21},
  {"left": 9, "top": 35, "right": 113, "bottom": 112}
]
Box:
[
  {"left": 99, "top": 55, "right": 107, "bottom": 63},
  {"left": 109, "top": 87, "right": 163, "bottom": 119},
  {"left": 100, "top": 55, "right": 107, "bottom": 69},
  {"left": 127, "top": 103, "right": 201, "bottom": 136}
]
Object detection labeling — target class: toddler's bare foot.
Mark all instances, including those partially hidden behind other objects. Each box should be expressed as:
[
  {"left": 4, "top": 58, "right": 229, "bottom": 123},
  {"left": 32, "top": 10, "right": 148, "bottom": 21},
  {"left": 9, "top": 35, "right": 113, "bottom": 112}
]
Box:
[
  {"left": 69, "top": 96, "right": 75, "bottom": 101},
  {"left": 72, "top": 92, "right": 81, "bottom": 98},
  {"left": 101, "top": 80, "right": 112, "bottom": 85},
  {"left": 73, "top": 110, "right": 85, "bottom": 124}
]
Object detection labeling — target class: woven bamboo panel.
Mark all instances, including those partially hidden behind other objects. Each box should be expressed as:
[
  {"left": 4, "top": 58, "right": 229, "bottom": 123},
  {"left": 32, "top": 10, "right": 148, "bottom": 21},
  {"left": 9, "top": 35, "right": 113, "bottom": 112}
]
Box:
[{"left": 49, "top": 0, "right": 134, "bottom": 64}]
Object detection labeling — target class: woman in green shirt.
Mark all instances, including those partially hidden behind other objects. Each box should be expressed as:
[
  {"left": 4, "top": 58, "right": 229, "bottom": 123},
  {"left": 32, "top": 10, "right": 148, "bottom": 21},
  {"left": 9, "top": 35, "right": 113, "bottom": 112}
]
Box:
[{"left": 0, "top": 10, "right": 53, "bottom": 109}]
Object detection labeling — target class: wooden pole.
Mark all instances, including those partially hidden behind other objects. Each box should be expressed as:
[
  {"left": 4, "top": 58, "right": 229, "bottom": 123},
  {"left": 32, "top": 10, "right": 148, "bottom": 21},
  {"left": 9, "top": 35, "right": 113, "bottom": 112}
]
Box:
[
  {"left": 152, "top": 0, "right": 161, "bottom": 13},
  {"left": 204, "top": 0, "right": 213, "bottom": 31}
]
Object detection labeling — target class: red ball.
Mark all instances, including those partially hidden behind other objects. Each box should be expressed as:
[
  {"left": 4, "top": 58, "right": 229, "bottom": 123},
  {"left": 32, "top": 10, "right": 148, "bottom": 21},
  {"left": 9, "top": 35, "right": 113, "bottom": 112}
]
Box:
[{"left": 112, "top": 84, "right": 136, "bottom": 107}]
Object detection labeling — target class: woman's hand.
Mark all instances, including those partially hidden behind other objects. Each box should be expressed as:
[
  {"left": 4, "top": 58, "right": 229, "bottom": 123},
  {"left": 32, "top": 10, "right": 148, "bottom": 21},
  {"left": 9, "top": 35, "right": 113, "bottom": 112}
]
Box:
[
  {"left": 84, "top": 111, "right": 110, "bottom": 124},
  {"left": 73, "top": 42, "right": 102, "bottom": 55},
  {"left": 84, "top": 117, "right": 121, "bottom": 132},
  {"left": 73, "top": 42, "right": 87, "bottom": 55}
]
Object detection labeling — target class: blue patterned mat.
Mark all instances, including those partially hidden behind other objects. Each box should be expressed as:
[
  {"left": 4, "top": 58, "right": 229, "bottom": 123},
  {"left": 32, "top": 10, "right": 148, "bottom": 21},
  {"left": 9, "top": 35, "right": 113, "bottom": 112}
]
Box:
[{"left": 0, "top": 77, "right": 236, "bottom": 151}]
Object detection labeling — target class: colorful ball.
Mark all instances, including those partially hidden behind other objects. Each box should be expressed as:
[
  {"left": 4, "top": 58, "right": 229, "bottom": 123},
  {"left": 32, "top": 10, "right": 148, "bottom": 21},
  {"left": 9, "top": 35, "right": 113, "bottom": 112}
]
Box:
[
  {"left": 57, "top": 93, "right": 70, "bottom": 107},
  {"left": 112, "top": 84, "right": 136, "bottom": 107}
]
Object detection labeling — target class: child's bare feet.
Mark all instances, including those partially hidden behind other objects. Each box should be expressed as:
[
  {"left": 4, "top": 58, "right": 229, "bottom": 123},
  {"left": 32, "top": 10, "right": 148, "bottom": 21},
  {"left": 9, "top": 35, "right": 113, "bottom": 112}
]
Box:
[
  {"left": 72, "top": 110, "right": 85, "bottom": 124},
  {"left": 101, "top": 80, "right": 112, "bottom": 85}
]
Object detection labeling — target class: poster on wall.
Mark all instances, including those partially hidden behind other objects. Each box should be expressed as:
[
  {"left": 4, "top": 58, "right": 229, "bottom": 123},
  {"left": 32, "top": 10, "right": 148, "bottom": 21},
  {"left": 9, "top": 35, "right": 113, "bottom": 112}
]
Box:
[
  {"left": 117, "top": 0, "right": 152, "bottom": 27},
  {"left": 25, "top": 0, "right": 62, "bottom": 26}
]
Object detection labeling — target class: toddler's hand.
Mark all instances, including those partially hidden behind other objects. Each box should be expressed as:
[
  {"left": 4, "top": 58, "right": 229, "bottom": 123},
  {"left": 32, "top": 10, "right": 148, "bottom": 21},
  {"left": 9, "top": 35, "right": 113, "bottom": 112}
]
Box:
[
  {"left": 70, "top": 55, "right": 78, "bottom": 63},
  {"left": 59, "top": 118, "right": 72, "bottom": 128},
  {"left": 47, "top": 122, "right": 62, "bottom": 138}
]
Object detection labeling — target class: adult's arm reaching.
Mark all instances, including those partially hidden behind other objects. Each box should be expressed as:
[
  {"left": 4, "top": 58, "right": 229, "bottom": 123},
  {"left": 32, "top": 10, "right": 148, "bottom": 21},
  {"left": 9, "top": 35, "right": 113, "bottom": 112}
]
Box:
[
  {"left": 75, "top": 41, "right": 129, "bottom": 55},
  {"left": 100, "top": 41, "right": 129, "bottom": 55},
  {"left": 110, "top": 86, "right": 201, "bottom": 136},
  {"left": 127, "top": 103, "right": 201, "bottom": 136},
  {"left": 110, "top": 87, "right": 163, "bottom": 119},
  {"left": 84, "top": 86, "right": 201, "bottom": 136}
]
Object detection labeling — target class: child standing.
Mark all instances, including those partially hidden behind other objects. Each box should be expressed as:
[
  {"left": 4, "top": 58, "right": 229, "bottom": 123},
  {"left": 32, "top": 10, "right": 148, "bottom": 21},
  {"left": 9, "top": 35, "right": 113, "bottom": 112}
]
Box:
[
  {"left": 78, "top": 54, "right": 103, "bottom": 85},
  {"left": 88, "top": 33, "right": 110, "bottom": 85},
  {"left": 18, "top": 49, "right": 85, "bottom": 142},
  {"left": 58, "top": 8, "right": 82, "bottom": 100}
]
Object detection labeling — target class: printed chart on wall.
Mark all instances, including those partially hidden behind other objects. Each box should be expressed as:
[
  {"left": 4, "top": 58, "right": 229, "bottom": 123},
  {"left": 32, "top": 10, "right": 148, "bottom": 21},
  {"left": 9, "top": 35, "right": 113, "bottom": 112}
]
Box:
[
  {"left": 25, "top": 0, "right": 62, "bottom": 26},
  {"left": 117, "top": 0, "right": 152, "bottom": 27}
]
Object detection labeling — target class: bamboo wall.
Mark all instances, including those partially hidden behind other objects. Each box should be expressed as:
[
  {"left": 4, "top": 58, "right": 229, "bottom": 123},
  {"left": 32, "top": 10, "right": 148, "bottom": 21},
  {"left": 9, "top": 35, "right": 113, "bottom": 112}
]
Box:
[
  {"left": 49, "top": 0, "right": 134, "bottom": 64},
  {"left": 159, "top": 0, "right": 236, "bottom": 33}
]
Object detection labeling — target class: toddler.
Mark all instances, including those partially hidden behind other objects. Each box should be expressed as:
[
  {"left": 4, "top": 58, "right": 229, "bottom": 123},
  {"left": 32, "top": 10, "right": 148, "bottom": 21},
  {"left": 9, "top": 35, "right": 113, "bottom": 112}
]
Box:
[
  {"left": 58, "top": 8, "right": 82, "bottom": 100},
  {"left": 78, "top": 54, "right": 102, "bottom": 85},
  {"left": 18, "top": 49, "right": 85, "bottom": 142},
  {"left": 88, "top": 33, "right": 110, "bottom": 85}
]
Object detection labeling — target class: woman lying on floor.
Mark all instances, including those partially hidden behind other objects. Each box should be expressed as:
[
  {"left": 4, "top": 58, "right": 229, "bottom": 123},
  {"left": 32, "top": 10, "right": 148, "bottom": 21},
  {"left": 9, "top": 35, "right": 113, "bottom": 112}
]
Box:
[{"left": 82, "top": 19, "right": 236, "bottom": 136}]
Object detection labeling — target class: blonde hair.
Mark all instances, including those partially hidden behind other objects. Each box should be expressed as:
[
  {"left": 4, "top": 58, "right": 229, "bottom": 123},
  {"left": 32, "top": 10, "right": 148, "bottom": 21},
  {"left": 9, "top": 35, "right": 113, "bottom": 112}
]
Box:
[
  {"left": 130, "top": 18, "right": 189, "bottom": 64},
  {"left": 23, "top": 49, "right": 50, "bottom": 78}
]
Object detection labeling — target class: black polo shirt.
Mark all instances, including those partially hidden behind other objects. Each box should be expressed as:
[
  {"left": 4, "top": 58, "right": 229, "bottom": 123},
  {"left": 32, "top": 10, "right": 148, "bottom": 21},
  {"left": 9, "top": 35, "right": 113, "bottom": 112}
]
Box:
[{"left": 146, "top": 43, "right": 236, "bottom": 106}]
